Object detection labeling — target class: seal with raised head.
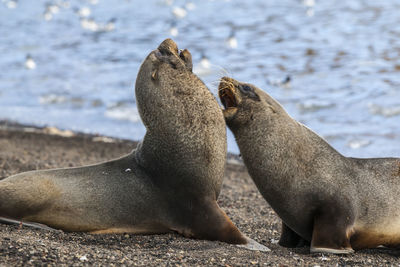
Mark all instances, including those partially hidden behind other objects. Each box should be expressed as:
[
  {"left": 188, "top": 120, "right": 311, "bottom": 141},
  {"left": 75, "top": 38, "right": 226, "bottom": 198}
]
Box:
[
  {"left": 0, "top": 40, "right": 255, "bottom": 247},
  {"left": 218, "top": 76, "right": 400, "bottom": 254}
]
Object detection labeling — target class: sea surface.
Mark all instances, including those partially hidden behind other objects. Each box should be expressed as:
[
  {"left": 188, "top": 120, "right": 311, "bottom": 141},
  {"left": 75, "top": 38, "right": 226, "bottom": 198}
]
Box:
[{"left": 0, "top": 0, "right": 399, "bottom": 157}]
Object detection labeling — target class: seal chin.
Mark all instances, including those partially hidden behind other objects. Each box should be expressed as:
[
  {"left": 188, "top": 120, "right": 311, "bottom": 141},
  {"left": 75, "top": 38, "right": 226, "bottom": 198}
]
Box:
[
  {"left": 218, "top": 77, "right": 240, "bottom": 120},
  {"left": 222, "top": 107, "right": 238, "bottom": 121}
]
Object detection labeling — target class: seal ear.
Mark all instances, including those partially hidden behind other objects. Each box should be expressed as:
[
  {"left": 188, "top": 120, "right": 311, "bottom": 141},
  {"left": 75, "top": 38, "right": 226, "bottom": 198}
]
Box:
[
  {"left": 151, "top": 70, "right": 157, "bottom": 81},
  {"left": 179, "top": 49, "right": 193, "bottom": 72}
]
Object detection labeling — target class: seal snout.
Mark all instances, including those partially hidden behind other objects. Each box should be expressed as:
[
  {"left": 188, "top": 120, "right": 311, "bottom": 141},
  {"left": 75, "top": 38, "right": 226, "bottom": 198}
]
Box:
[
  {"left": 157, "top": 38, "right": 179, "bottom": 56},
  {"left": 218, "top": 77, "right": 238, "bottom": 110},
  {"left": 154, "top": 39, "right": 192, "bottom": 71}
]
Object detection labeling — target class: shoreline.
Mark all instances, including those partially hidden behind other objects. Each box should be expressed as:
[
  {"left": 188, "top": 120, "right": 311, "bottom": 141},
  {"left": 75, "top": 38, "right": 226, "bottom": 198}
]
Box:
[
  {"left": 0, "top": 120, "right": 399, "bottom": 266},
  {"left": 0, "top": 119, "right": 135, "bottom": 143},
  {"left": 0, "top": 119, "right": 244, "bottom": 166}
]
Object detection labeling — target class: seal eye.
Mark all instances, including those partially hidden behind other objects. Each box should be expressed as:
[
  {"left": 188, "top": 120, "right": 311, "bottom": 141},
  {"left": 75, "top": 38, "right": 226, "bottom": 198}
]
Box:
[
  {"left": 240, "top": 85, "right": 252, "bottom": 92},
  {"left": 242, "top": 85, "right": 251, "bottom": 92},
  {"left": 238, "top": 84, "right": 260, "bottom": 101}
]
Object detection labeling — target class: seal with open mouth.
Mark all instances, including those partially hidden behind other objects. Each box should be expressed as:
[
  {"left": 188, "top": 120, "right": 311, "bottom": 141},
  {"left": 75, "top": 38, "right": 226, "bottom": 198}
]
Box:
[
  {"left": 218, "top": 76, "right": 400, "bottom": 254},
  {"left": 0, "top": 40, "right": 268, "bottom": 249}
]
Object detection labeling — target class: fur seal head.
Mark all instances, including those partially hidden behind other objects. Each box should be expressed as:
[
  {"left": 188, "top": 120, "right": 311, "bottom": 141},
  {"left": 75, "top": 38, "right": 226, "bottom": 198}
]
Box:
[
  {"left": 135, "top": 39, "right": 195, "bottom": 128},
  {"left": 218, "top": 76, "right": 281, "bottom": 128}
]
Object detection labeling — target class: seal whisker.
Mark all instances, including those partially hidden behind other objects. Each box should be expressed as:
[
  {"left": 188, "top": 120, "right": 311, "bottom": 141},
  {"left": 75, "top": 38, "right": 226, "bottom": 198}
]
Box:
[
  {"left": 213, "top": 64, "right": 233, "bottom": 77},
  {"left": 218, "top": 80, "right": 235, "bottom": 92}
]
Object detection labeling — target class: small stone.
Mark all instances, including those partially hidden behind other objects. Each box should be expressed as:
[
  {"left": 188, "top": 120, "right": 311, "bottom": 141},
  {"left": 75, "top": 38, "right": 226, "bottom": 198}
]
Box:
[
  {"left": 270, "top": 238, "right": 279, "bottom": 244},
  {"left": 79, "top": 255, "right": 88, "bottom": 262},
  {"left": 320, "top": 255, "right": 329, "bottom": 261}
]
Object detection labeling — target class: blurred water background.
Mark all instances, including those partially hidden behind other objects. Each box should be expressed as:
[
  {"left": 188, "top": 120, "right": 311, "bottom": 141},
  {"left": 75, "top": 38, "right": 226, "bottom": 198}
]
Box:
[{"left": 0, "top": 0, "right": 399, "bottom": 157}]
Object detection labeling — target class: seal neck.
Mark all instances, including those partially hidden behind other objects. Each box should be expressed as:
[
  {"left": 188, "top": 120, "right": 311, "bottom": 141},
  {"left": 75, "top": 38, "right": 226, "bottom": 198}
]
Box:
[
  {"left": 236, "top": 116, "right": 344, "bottom": 197},
  {"left": 134, "top": 131, "right": 223, "bottom": 200}
]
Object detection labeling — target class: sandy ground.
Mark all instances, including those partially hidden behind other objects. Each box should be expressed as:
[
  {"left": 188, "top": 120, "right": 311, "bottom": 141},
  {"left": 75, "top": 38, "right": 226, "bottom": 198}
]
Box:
[{"left": 0, "top": 122, "right": 399, "bottom": 266}]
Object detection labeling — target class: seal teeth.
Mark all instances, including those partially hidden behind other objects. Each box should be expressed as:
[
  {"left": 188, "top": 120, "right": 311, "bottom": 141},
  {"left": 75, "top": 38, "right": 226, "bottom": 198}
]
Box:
[
  {"left": 218, "top": 87, "right": 237, "bottom": 109},
  {"left": 218, "top": 77, "right": 239, "bottom": 110}
]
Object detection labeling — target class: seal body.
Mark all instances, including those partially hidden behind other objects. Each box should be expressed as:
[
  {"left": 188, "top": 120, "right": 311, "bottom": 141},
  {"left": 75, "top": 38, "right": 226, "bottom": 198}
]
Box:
[
  {"left": 218, "top": 76, "right": 400, "bottom": 253},
  {"left": 0, "top": 153, "right": 170, "bottom": 233},
  {"left": 0, "top": 40, "right": 247, "bottom": 245}
]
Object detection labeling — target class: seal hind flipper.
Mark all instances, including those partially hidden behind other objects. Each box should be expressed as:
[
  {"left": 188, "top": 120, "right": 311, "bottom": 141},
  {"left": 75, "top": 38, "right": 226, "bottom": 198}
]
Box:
[
  {"left": 0, "top": 217, "right": 57, "bottom": 231},
  {"left": 0, "top": 173, "right": 60, "bottom": 221}
]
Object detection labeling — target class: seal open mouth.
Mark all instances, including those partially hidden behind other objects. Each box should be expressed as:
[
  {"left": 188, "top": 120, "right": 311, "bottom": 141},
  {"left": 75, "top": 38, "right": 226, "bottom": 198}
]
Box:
[
  {"left": 218, "top": 77, "right": 241, "bottom": 120},
  {"left": 218, "top": 77, "right": 239, "bottom": 111},
  {"left": 219, "top": 86, "right": 237, "bottom": 110}
]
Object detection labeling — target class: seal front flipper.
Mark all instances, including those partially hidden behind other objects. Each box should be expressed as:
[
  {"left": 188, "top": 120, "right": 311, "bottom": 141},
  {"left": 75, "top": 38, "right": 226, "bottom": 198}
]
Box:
[
  {"left": 191, "top": 203, "right": 271, "bottom": 251},
  {"left": 171, "top": 200, "right": 270, "bottom": 251},
  {"left": 279, "top": 222, "right": 309, "bottom": 248},
  {"left": 172, "top": 200, "right": 246, "bottom": 244},
  {"left": 238, "top": 237, "right": 271, "bottom": 252},
  {"left": 310, "top": 206, "right": 355, "bottom": 254}
]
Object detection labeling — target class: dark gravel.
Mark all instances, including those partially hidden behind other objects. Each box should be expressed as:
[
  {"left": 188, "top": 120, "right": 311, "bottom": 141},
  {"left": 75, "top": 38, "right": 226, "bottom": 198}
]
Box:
[{"left": 1, "top": 122, "right": 399, "bottom": 266}]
